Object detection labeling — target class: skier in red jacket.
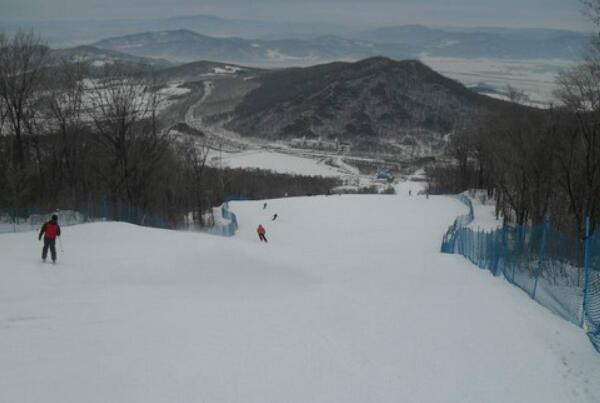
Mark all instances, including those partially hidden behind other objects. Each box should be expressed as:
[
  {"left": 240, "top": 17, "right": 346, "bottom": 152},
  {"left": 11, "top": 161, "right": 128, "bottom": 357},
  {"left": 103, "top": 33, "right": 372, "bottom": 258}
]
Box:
[
  {"left": 257, "top": 224, "right": 267, "bottom": 243},
  {"left": 39, "top": 214, "right": 61, "bottom": 263}
]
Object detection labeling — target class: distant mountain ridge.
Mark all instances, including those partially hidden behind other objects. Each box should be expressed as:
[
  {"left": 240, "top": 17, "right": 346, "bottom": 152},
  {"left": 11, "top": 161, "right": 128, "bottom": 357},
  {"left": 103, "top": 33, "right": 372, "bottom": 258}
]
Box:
[
  {"left": 0, "top": 14, "right": 357, "bottom": 46},
  {"left": 353, "top": 25, "right": 587, "bottom": 59},
  {"left": 91, "top": 25, "right": 588, "bottom": 66},
  {"left": 92, "top": 29, "right": 405, "bottom": 66}
]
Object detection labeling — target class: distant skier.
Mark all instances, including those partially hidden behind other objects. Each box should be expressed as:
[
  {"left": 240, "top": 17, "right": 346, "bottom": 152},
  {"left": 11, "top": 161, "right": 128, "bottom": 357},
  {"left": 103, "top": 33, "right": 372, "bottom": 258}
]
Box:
[
  {"left": 257, "top": 224, "right": 268, "bottom": 242},
  {"left": 409, "top": 189, "right": 412, "bottom": 196},
  {"left": 263, "top": 202, "right": 268, "bottom": 210},
  {"left": 272, "top": 213, "right": 278, "bottom": 221},
  {"left": 38, "top": 214, "right": 61, "bottom": 263}
]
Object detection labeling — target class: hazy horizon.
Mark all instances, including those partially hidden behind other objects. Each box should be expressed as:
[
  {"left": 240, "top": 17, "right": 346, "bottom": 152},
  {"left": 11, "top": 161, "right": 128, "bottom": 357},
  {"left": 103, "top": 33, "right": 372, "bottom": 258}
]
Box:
[{"left": 0, "top": 0, "right": 591, "bottom": 32}]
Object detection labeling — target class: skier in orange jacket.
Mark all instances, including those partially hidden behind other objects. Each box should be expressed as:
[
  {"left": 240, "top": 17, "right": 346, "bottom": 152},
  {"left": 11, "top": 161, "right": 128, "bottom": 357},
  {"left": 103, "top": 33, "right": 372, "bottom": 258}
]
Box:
[{"left": 257, "top": 224, "right": 267, "bottom": 242}]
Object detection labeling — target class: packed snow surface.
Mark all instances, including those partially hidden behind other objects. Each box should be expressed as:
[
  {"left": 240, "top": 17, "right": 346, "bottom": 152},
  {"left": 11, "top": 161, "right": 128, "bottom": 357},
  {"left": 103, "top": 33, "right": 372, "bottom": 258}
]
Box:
[{"left": 1, "top": 183, "right": 600, "bottom": 403}]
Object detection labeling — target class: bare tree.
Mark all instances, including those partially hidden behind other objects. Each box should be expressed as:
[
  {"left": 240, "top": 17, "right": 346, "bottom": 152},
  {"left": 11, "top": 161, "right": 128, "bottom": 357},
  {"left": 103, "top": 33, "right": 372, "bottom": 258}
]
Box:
[
  {"left": 179, "top": 137, "right": 211, "bottom": 226},
  {"left": 88, "top": 65, "right": 152, "bottom": 204},
  {"left": 552, "top": 1, "right": 600, "bottom": 232},
  {"left": 0, "top": 94, "right": 7, "bottom": 137},
  {"left": 582, "top": 0, "right": 600, "bottom": 26},
  {"left": 505, "top": 84, "right": 529, "bottom": 105},
  {"left": 87, "top": 64, "right": 176, "bottom": 220},
  {"left": 0, "top": 31, "right": 49, "bottom": 171},
  {"left": 45, "top": 60, "right": 89, "bottom": 200},
  {"left": 556, "top": 64, "right": 600, "bottom": 112}
]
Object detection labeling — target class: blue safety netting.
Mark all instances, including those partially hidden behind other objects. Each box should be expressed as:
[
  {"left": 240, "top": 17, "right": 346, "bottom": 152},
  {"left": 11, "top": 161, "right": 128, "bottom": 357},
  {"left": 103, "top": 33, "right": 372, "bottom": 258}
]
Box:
[
  {"left": 586, "top": 232, "right": 600, "bottom": 351},
  {"left": 205, "top": 203, "right": 239, "bottom": 237},
  {"left": 441, "top": 194, "right": 474, "bottom": 253},
  {"left": 0, "top": 199, "right": 239, "bottom": 237},
  {"left": 442, "top": 195, "right": 599, "bottom": 352}
]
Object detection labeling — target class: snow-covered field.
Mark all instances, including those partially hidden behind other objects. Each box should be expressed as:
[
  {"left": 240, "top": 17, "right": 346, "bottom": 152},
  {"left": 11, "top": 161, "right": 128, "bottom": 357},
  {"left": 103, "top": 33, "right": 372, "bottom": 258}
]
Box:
[
  {"left": 1, "top": 183, "right": 599, "bottom": 403},
  {"left": 158, "top": 80, "right": 191, "bottom": 97},
  {"left": 420, "top": 56, "right": 575, "bottom": 105},
  {"left": 209, "top": 150, "right": 344, "bottom": 177}
]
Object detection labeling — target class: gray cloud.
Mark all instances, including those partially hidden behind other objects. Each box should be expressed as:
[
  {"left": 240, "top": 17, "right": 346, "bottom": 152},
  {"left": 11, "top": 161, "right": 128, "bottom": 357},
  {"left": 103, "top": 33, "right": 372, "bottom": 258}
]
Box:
[{"left": 0, "top": 0, "right": 589, "bottom": 30}]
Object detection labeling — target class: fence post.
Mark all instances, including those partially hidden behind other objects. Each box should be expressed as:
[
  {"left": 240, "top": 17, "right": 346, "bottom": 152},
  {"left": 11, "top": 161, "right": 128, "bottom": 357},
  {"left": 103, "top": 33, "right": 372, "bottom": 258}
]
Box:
[
  {"left": 497, "top": 227, "right": 504, "bottom": 276},
  {"left": 511, "top": 227, "right": 518, "bottom": 283},
  {"left": 482, "top": 230, "right": 487, "bottom": 268},
  {"left": 581, "top": 216, "right": 591, "bottom": 328},
  {"left": 473, "top": 230, "right": 477, "bottom": 265},
  {"left": 491, "top": 229, "right": 498, "bottom": 275},
  {"left": 481, "top": 230, "right": 485, "bottom": 268},
  {"left": 499, "top": 225, "right": 507, "bottom": 278},
  {"left": 472, "top": 230, "right": 476, "bottom": 264},
  {"left": 532, "top": 218, "right": 549, "bottom": 300},
  {"left": 488, "top": 230, "right": 494, "bottom": 273},
  {"left": 469, "top": 230, "right": 473, "bottom": 263},
  {"left": 477, "top": 230, "right": 481, "bottom": 267}
]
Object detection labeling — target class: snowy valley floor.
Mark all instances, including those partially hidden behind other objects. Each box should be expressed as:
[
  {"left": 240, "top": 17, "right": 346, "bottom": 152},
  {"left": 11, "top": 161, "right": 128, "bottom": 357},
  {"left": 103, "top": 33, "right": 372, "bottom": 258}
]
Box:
[{"left": 1, "top": 183, "right": 600, "bottom": 403}]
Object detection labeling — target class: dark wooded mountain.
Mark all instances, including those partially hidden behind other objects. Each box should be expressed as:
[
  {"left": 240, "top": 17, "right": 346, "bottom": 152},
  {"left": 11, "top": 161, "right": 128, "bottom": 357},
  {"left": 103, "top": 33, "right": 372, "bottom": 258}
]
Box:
[{"left": 225, "top": 57, "right": 517, "bottom": 148}]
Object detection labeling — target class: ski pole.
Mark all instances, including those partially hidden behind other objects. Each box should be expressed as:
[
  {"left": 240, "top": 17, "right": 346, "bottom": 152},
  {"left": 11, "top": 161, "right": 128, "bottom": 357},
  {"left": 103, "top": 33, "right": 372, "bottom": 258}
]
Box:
[{"left": 58, "top": 236, "right": 64, "bottom": 253}]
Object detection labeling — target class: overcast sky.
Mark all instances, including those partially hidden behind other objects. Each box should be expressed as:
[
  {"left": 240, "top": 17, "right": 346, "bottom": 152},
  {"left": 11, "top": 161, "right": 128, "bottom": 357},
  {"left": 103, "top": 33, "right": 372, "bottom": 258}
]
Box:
[{"left": 0, "top": 0, "right": 591, "bottom": 31}]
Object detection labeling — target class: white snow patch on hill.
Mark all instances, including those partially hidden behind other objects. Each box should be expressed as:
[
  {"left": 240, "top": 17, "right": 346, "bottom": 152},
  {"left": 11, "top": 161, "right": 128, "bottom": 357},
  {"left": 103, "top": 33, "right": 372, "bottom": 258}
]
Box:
[
  {"left": 266, "top": 48, "right": 302, "bottom": 61},
  {"left": 1, "top": 186, "right": 599, "bottom": 402},
  {"left": 209, "top": 150, "right": 343, "bottom": 177},
  {"left": 213, "top": 65, "right": 245, "bottom": 74},
  {"left": 159, "top": 81, "right": 191, "bottom": 97},
  {"left": 90, "top": 60, "right": 109, "bottom": 67}
]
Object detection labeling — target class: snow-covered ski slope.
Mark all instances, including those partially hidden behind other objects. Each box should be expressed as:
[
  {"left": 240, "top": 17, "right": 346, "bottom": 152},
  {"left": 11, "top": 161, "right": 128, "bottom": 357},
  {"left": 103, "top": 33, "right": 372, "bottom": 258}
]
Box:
[{"left": 1, "top": 183, "right": 600, "bottom": 403}]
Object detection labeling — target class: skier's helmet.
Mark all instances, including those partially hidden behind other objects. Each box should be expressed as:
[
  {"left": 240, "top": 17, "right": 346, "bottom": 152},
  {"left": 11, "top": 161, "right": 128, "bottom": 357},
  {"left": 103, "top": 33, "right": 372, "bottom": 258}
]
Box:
[{"left": 51, "top": 214, "right": 58, "bottom": 221}]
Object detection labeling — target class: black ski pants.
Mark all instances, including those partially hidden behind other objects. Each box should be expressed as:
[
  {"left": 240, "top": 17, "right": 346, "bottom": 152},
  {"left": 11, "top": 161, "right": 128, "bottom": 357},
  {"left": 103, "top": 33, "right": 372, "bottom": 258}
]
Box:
[
  {"left": 259, "top": 233, "right": 268, "bottom": 242},
  {"left": 42, "top": 238, "right": 57, "bottom": 261}
]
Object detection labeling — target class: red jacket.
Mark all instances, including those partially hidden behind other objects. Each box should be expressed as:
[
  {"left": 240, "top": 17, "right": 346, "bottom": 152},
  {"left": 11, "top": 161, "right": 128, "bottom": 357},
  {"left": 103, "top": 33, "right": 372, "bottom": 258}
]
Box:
[
  {"left": 257, "top": 225, "right": 266, "bottom": 235},
  {"left": 39, "top": 221, "right": 61, "bottom": 240}
]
